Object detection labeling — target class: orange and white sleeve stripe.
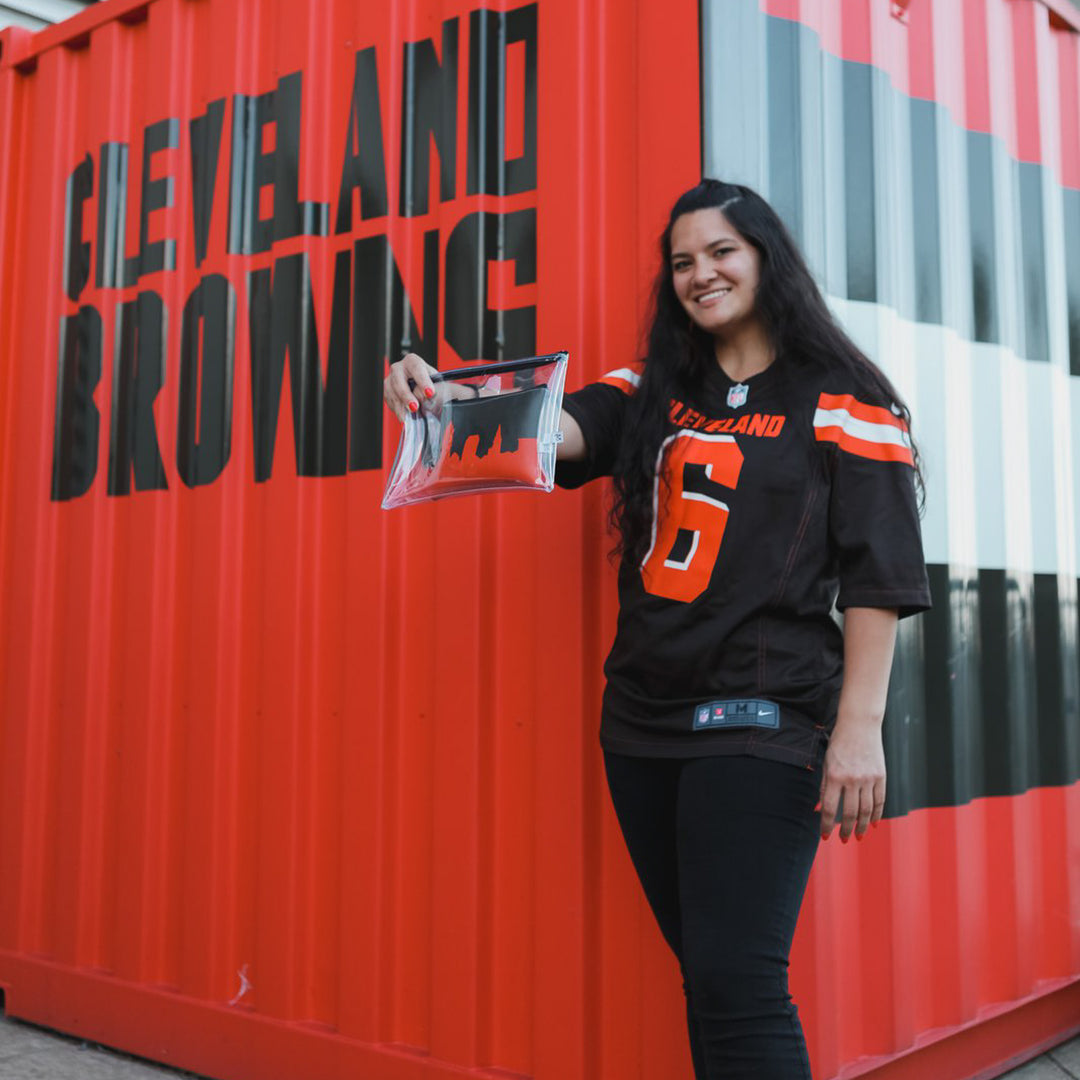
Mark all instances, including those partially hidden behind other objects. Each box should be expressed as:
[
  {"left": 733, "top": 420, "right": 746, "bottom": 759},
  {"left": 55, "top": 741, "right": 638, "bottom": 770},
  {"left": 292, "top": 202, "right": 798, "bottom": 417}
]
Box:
[
  {"left": 813, "top": 392, "right": 914, "bottom": 466},
  {"left": 598, "top": 363, "right": 644, "bottom": 395}
]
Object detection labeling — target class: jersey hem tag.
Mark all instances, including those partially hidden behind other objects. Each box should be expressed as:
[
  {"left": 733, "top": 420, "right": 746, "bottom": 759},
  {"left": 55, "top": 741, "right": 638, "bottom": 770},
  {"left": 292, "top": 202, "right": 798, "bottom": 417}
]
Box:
[{"left": 692, "top": 699, "right": 780, "bottom": 731}]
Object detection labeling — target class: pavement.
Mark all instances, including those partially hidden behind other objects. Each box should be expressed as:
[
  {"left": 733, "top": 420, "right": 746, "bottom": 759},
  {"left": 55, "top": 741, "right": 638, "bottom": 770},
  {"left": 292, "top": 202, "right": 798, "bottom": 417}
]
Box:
[
  {"left": 0, "top": 1017, "right": 204, "bottom": 1080},
  {"left": 993, "top": 1038, "right": 1080, "bottom": 1080},
  {"left": 0, "top": 1012, "right": 1078, "bottom": 1079}
]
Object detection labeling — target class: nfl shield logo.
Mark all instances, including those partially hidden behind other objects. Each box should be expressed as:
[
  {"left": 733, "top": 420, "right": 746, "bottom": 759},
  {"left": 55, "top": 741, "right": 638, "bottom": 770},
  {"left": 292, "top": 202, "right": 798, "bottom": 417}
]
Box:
[{"left": 726, "top": 383, "right": 749, "bottom": 409}]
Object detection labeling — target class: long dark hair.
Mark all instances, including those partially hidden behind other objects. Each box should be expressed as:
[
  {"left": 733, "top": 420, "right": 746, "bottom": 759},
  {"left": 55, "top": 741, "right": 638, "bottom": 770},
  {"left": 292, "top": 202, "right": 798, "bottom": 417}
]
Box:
[{"left": 611, "top": 179, "right": 924, "bottom": 564}]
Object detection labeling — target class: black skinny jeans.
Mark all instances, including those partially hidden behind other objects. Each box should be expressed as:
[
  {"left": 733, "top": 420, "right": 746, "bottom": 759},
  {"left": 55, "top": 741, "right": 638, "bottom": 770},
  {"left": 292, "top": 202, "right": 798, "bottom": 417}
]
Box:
[{"left": 603, "top": 751, "right": 822, "bottom": 1080}]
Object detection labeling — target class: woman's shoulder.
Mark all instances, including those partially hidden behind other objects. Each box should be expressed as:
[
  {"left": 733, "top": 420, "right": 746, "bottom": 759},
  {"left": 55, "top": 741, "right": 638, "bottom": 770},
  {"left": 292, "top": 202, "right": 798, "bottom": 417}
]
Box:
[
  {"left": 784, "top": 349, "right": 899, "bottom": 412},
  {"left": 593, "top": 358, "right": 647, "bottom": 396}
]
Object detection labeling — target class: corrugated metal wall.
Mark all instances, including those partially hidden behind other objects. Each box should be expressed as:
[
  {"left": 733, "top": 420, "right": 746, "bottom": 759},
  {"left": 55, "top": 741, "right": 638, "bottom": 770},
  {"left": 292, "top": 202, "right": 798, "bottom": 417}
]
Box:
[
  {"left": 2, "top": 0, "right": 1079, "bottom": 1078},
  {"left": 703, "top": 0, "right": 1080, "bottom": 1075},
  {"left": 0, "top": 0, "right": 706, "bottom": 1078}
]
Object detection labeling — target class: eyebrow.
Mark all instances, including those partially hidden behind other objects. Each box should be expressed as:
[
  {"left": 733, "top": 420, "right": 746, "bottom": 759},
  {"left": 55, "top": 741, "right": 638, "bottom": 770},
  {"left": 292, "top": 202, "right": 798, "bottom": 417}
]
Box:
[{"left": 670, "top": 236, "right": 739, "bottom": 259}]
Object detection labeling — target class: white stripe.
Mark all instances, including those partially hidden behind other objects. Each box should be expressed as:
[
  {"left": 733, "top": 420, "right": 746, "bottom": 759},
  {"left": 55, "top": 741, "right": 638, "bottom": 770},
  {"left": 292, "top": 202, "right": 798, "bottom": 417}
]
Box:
[
  {"left": 604, "top": 367, "right": 642, "bottom": 387},
  {"left": 831, "top": 295, "right": 1076, "bottom": 577},
  {"left": 664, "top": 531, "right": 700, "bottom": 571},
  {"left": 812, "top": 407, "right": 913, "bottom": 449}
]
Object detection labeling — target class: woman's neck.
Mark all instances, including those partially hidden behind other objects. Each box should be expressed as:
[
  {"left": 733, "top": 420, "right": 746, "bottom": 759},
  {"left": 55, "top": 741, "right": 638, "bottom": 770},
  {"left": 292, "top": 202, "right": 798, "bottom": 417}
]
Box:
[{"left": 712, "top": 323, "right": 775, "bottom": 382}]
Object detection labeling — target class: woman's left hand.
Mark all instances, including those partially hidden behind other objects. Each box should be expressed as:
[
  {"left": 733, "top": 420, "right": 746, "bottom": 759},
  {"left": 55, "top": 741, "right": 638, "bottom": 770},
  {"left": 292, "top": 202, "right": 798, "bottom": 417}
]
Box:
[
  {"left": 819, "top": 606, "right": 897, "bottom": 843},
  {"left": 818, "top": 716, "right": 886, "bottom": 842}
]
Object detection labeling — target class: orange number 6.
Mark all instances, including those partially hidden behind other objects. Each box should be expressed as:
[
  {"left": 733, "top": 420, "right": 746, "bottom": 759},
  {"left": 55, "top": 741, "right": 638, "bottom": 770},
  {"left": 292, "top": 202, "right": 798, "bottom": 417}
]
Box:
[{"left": 640, "top": 431, "right": 744, "bottom": 603}]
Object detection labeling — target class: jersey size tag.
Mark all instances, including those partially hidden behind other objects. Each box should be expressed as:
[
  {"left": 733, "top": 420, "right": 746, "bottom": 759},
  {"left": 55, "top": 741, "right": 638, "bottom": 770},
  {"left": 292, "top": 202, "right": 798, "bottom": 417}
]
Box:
[{"left": 692, "top": 699, "right": 780, "bottom": 731}]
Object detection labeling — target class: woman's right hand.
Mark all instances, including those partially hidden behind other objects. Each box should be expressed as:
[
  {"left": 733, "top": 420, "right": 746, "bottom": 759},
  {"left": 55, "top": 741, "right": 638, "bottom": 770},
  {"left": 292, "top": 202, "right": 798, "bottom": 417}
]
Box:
[
  {"left": 384, "top": 351, "right": 588, "bottom": 462},
  {"left": 384, "top": 352, "right": 438, "bottom": 422}
]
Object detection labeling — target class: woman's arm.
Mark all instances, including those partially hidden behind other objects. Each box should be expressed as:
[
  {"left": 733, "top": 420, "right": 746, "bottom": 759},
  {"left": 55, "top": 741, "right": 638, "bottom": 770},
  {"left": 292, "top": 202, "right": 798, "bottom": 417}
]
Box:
[
  {"left": 384, "top": 352, "right": 588, "bottom": 461},
  {"left": 818, "top": 606, "right": 898, "bottom": 842},
  {"left": 558, "top": 409, "right": 587, "bottom": 461}
]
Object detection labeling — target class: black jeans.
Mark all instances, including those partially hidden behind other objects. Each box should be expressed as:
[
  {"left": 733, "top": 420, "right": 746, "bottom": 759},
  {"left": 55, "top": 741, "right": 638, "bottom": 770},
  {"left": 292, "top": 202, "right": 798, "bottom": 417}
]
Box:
[{"left": 603, "top": 751, "right": 822, "bottom": 1080}]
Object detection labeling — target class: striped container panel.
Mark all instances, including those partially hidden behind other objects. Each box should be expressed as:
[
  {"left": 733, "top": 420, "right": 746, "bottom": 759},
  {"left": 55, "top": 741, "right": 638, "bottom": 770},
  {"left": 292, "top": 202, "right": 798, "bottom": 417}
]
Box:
[{"left": 703, "top": 0, "right": 1080, "bottom": 1075}]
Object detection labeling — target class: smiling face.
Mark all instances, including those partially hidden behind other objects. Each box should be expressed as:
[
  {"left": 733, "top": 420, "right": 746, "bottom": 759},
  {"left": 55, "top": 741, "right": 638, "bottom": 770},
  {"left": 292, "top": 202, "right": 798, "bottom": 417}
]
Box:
[{"left": 669, "top": 208, "right": 763, "bottom": 339}]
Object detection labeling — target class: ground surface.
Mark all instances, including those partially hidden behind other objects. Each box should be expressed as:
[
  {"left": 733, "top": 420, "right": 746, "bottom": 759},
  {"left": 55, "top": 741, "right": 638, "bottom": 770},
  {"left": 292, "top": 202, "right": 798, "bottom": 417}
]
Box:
[{"left": 0, "top": 1013, "right": 1077, "bottom": 1079}]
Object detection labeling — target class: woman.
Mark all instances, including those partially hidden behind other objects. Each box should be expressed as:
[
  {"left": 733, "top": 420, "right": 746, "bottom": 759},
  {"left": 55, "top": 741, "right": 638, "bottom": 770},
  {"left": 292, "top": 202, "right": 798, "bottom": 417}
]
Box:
[{"left": 384, "top": 179, "right": 930, "bottom": 1079}]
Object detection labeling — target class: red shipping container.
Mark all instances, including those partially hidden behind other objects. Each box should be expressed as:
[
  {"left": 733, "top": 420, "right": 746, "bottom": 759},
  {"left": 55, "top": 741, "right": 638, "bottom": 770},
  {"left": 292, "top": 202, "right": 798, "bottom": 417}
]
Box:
[{"left": 0, "top": 0, "right": 1078, "bottom": 1078}]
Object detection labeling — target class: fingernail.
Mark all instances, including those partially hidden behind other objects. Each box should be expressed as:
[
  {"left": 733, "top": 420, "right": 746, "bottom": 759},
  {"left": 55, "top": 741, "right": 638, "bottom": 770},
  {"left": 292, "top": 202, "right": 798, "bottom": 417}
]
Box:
[
  {"left": 408, "top": 401, "right": 419, "bottom": 413},
  {"left": 813, "top": 801, "right": 822, "bottom": 813},
  {"left": 424, "top": 387, "right": 435, "bottom": 399}
]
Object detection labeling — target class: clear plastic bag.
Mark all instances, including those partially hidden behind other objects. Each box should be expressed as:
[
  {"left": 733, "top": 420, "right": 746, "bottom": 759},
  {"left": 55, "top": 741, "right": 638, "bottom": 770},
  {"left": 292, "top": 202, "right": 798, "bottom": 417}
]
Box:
[{"left": 381, "top": 352, "right": 569, "bottom": 509}]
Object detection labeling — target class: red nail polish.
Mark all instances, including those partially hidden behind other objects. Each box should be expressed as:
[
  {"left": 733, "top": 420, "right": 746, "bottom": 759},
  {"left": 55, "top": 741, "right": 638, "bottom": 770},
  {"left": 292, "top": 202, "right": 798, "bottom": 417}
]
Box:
[
  {"left": 841, "top": 834, "right": 849, "bottom": 844},
  {"left": 424, "top": 387, "right": 435, "bottom": 398},
  {"left": 408, "top": 400, "right": 419, "bottom": 413}
]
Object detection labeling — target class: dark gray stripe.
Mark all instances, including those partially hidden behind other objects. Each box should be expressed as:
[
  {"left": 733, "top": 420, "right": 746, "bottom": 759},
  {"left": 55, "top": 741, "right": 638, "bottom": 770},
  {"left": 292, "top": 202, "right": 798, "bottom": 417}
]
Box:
[
  {"left": 917, "top": 565, "right": 985, "bottom": 810},
  {"left": 978, "top": 567, "right": 1039, "bottom": 794},
  {"left": 842, "top": 62, "right": 876, "bottom": 303},
  {"left": 881, "top": 593, "right": 930, "bottom": 813},
  {"left": 1065, "top": 187, "right": 1080, "bottom": 375},
  {"left": 1018, "top": 163, "right": 1049, "bottom": 362},
  {"left": 1033, "top": 573, "right": 1080, "bottom": 786},
  {"left": 966, "top": 131, "right": 999, "bottom": 345},
  {"left": 910, "top": 98, "right": 942, "bottom": 326},
  {"left": 767, "top": 16, "right": 803, "bottom": 247},
  {"left": 977, "top": 567, "right": 1016, "bottom": 793}
]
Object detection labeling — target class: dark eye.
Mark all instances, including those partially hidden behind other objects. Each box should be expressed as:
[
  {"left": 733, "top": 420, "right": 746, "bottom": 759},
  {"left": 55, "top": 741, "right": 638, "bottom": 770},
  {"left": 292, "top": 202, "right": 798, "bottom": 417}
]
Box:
[
  {"left": 672, "top": 261, "right": 690, "bottom": 272},
  {"left": 714, "top": 247, "right": 734, "bottom": 257}
]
